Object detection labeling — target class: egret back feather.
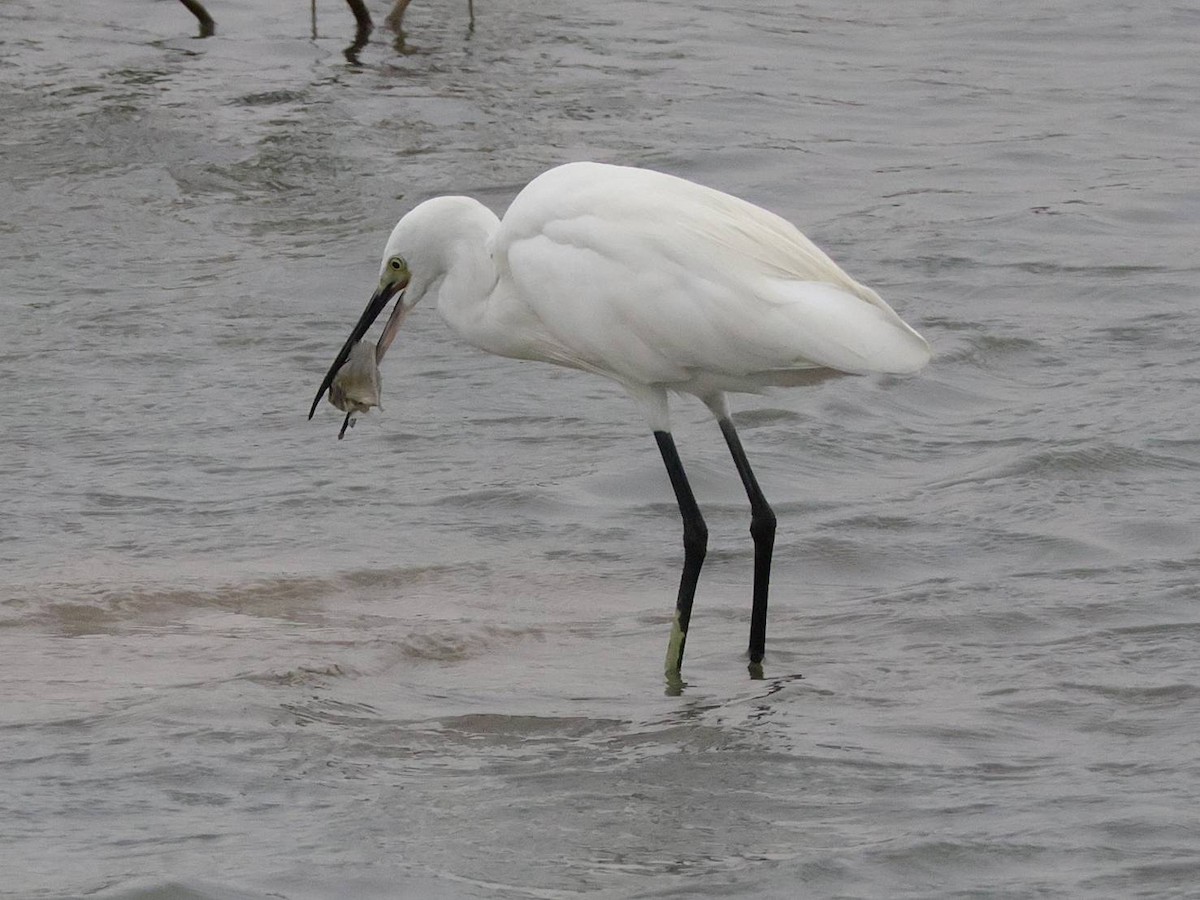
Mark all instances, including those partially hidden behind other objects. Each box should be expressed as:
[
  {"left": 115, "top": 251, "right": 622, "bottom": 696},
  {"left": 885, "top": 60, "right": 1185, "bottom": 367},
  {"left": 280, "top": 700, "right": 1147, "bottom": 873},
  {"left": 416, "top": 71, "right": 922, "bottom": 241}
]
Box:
[{"left": 482, "top": 162, "right": 929, "bottom": 389}]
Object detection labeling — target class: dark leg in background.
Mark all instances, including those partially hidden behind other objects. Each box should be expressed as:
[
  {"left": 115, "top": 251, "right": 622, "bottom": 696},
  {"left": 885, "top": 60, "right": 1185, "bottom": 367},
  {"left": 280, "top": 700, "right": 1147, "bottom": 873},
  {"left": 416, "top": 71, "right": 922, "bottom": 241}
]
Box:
[
  {"left": 654, "top": 431, "right": 708, "bottom": 678},
  {"left": 717, "top": 417, "right": 776, "bottom": 669},
  {"left": 342, "top": 0, "right": 373, "bottom": 63},
  {"left": 344, "top": 0, "right": 373, "bottom": 35},
  {"left": 178, "top": 0, "right": 215, "bottom": 37}
]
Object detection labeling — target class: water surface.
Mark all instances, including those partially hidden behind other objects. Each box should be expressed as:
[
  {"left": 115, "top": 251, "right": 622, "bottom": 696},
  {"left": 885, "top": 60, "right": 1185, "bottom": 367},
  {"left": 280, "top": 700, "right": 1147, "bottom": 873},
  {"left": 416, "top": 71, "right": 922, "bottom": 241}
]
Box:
[{"left": 2, "top": 1, "right": 1199, "bottom": 897}]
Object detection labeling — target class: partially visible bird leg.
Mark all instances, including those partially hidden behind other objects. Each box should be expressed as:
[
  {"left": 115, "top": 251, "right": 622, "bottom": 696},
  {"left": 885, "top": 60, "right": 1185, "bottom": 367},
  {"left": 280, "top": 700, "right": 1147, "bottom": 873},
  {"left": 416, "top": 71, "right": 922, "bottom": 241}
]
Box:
[
  {"left": 717, "top": 416, "right": 776, "bottom": 670},
  {"left": 654, "top": 431, "right": 708, "bottom": 678},
  {"left": 385, "top": 0, "right": 412, "bottom": 33},
  {"left": 345, "top": 0, "right": 373, "bottom": 34},
  {"left": 177, "top": 0, "right": 215, "bottom": 37}
]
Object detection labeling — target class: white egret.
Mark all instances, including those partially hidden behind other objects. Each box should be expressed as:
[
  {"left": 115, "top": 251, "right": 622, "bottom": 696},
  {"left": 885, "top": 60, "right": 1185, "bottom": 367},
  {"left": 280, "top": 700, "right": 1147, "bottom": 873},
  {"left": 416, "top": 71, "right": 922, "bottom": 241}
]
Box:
[{"left": 310, "top": 162, "right": 930, "bottom": 678}]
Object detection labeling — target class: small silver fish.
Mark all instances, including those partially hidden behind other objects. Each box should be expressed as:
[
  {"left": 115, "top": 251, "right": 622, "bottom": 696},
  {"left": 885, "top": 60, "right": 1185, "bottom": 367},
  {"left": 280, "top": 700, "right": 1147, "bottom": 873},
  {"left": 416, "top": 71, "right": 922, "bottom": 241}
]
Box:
[{"left": 328, "top": 341, "right": 382, "bottom": 439}]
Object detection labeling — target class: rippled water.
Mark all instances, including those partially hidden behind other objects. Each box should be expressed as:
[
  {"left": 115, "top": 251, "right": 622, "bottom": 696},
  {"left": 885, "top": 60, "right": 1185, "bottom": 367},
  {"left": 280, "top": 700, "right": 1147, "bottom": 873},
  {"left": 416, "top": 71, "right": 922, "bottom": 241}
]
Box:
[{"left": 3, "top": 1, "right": 1199, "bottom": 897}]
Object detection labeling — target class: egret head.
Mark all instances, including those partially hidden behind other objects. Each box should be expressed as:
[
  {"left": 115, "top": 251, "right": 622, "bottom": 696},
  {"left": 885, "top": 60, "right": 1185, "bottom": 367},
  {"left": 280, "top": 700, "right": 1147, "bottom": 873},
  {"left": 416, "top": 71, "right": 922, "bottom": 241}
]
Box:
[
  {"left": 361, "top": 199, "right": 469, "bottom": 360},
  {"left": 309, "top": 196, "right": 498, "bottom": 422},
  {"left": 307, "top": 203, "right": 441, "bottom": 420}
]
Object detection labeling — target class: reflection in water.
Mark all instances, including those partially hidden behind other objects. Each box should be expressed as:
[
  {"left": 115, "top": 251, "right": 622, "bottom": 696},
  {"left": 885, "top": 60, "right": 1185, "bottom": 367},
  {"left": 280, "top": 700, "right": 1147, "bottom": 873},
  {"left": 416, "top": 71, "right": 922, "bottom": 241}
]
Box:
[
  {"left": 339, "top": 0, "right": 373, "bottom": 65},
  {"left": 343, "top": 16, "right": 372, "bottom": 66},
  {"left": 173, "top": 0, "right": 373, "bottom": 45},
  {"left": 386, "top": 0, "right": 476, "bottom": 37},
  {"left": 387, "top": 0, "right": 477, "bottom": 55},
  {"left": 173, "top": 0, "right": 476, "bottom": 58}
]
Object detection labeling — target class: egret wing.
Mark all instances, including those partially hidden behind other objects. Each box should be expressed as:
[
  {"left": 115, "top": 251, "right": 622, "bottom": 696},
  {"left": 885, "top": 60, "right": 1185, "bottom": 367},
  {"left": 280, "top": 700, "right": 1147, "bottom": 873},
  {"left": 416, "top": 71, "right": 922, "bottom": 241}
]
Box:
[{"left": 493, "top": 163, "right": 930, "bottom": 384}]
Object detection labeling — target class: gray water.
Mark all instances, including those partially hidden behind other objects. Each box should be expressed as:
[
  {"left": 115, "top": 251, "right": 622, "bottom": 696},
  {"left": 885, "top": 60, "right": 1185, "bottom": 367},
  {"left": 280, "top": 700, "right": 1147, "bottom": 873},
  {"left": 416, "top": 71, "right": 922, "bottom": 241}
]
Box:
[{"left": 3, "top": 0, "right": 1199, "bottom": 897}]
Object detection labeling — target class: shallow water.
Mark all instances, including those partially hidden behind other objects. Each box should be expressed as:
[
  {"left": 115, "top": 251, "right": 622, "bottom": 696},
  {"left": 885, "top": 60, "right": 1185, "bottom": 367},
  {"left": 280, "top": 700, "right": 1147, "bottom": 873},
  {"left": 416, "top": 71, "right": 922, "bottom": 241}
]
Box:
[{"left": 3, "top": 0, "right": 1199, "bottom": 897}]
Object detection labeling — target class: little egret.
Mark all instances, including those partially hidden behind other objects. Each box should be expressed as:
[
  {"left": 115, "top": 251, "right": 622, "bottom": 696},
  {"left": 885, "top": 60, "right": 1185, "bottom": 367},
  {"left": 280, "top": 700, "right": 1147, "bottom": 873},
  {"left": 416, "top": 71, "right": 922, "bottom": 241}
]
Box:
[{"left": 310, "top": 162, "right": 930, "bottom": 678}]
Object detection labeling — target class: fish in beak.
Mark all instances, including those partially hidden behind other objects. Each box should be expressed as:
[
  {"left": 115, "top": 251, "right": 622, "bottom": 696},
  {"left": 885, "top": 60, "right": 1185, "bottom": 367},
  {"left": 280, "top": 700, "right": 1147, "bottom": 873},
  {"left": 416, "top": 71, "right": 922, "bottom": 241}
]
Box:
[
  {"left": 328, "top": 341, "right": 382, "bottom": 439},
  {"left": 309, "top": 263, "right": 412, "bottom": 435}
]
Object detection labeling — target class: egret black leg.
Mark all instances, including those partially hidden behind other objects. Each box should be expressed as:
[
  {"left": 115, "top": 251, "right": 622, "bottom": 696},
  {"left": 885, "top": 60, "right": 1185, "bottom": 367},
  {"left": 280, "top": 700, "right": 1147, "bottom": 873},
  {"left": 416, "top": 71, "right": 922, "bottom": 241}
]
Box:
[
  {"left": 178, "top": 0, "right": 215, "bottom": 37},
  {"left": 717, "top": 417, "right": 776, "bottom": 666},
  {"left": 345, "top": 0, "right": 373, "bottom": 34},
  {"left": 654, "top": 431, "right": 708, "bottom": 675}
]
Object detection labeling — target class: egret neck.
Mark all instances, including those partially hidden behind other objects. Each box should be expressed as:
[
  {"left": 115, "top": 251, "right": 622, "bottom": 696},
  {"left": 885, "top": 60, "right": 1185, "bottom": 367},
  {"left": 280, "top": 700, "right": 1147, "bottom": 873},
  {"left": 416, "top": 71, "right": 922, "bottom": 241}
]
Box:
[{"left": 416, "top": 200, "right": 505, "bottom": 356}]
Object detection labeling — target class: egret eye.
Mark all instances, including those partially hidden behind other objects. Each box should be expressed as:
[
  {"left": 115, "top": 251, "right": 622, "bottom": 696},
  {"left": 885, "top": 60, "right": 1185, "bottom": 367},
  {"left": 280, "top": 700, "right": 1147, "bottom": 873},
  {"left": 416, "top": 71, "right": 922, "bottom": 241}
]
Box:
[{"left": 389, "top": 257, "right": 406, "bottom": 272}]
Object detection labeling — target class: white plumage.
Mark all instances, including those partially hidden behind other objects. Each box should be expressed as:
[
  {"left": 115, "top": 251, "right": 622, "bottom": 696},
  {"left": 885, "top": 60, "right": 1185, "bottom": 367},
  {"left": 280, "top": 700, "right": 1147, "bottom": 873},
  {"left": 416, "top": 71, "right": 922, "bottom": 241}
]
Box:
[
  {"left": 389, "top": 163, "right": 926, "bottom": 409},
  {"left": 311, "top": 162, "right": 930, "bottom": 679}
]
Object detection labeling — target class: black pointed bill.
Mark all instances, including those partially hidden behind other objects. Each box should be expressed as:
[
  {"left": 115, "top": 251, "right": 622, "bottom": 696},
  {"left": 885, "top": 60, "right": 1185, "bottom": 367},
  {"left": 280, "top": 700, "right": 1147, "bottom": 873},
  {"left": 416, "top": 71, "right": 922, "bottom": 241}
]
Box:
[{"left": 308, "top": 282, "right": 403, "bottom": 420}]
